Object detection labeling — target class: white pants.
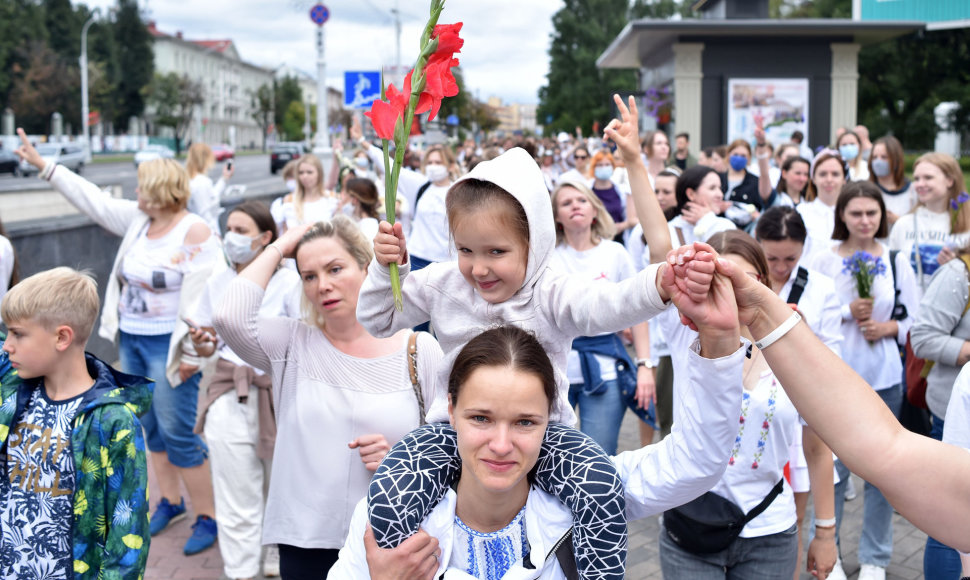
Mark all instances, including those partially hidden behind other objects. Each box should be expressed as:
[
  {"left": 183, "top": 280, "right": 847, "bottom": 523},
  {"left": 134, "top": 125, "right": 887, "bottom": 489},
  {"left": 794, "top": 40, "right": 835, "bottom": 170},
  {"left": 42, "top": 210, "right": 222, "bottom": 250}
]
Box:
[{"left": 205, "top": 391, "right": 272, "bottom": 578}]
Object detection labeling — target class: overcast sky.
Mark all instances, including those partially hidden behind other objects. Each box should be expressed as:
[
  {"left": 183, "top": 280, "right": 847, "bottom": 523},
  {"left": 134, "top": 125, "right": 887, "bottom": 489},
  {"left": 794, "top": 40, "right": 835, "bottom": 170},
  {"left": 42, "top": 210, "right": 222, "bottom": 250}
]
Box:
[{"left": 78, "top": 0, "right": 563, "bottom": 105}]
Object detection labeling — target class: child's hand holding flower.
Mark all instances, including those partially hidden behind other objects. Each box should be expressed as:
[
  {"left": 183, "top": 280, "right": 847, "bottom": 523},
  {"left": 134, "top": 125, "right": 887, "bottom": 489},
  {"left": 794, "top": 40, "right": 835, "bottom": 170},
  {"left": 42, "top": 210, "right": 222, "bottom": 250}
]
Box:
[{"left": 374, "top": 221, "right": 408, "bottom": 268}]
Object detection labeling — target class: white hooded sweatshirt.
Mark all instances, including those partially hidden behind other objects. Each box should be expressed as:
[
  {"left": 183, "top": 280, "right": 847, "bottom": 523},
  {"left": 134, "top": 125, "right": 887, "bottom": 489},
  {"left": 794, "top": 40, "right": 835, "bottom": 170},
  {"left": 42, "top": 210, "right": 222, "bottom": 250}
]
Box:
[{"left": 357, "top": 148, "right": 668, "bottom": 425}]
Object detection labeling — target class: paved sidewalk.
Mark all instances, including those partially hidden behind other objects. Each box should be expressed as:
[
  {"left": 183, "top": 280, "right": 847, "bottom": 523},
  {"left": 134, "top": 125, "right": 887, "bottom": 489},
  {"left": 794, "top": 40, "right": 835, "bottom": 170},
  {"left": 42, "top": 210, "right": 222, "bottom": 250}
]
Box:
[{"left": 145, "top": 412, "right": 927, "bottom": 579}]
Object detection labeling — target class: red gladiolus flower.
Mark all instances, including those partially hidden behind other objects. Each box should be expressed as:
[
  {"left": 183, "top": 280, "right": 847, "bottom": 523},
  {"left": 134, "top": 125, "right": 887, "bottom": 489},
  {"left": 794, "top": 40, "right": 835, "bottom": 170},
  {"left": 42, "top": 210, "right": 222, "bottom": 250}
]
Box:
[
  {"left": 365, "top": 82, "right": 408, "bottom": 140},
  {"left": 418, "top": 57, "right": 460, "bottom": 120},
  {"left": 430, "top": 23, "right": 463, "bottom": 63}
]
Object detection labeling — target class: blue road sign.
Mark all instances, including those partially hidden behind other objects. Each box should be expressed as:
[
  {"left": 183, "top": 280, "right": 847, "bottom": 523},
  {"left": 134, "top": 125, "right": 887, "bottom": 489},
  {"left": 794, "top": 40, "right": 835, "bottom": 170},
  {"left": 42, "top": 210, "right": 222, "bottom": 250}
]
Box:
[
  {"left": 310, "top": 3, "right": 329, "bottom": 26},
  {"left": 344, "top": 71, "right": 382, "bottom": 109}
]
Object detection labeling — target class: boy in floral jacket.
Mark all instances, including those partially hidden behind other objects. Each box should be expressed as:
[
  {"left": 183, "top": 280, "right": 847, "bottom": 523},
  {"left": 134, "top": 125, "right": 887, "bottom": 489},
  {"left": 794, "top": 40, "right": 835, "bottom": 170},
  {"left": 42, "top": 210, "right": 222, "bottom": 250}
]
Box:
[{"left": 0, "top": 267, "right": 152, "bottom": 579}]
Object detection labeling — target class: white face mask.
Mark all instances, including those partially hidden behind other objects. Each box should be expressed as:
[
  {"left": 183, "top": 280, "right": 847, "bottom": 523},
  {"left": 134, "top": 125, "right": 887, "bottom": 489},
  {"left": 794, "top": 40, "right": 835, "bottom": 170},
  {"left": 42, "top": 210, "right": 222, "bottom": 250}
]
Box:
[
  {"left": 355, "top": 156, "right": 369, "bottom": 169},
  {"left": 285, "top": 179, "right": 298, "bottom": 192},
  {"left": 223, "top": 231, "right": 261, "bottom": 264},
  {"left": 425, "top": 163, "right": 449, "bottom": 183},
  {"left": 340, "top": 201, "right": 356, "bottom": 217}
]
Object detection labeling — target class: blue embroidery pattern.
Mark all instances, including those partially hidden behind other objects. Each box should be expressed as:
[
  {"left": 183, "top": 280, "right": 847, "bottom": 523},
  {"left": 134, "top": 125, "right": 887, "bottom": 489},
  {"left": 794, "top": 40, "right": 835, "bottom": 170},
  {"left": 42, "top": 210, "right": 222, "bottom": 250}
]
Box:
[{"left": 455, "top": 506, "right": 527, "bottom": 580}]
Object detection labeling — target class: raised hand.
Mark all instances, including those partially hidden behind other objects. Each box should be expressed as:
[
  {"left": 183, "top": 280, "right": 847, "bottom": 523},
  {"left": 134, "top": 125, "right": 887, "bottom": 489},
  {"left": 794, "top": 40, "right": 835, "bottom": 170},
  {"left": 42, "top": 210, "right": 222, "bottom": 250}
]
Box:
[
  {"left": 274, "top": 222, "right": 314, "bottom": 258},
  {"left": 374, "top": 220, "right": 408, "bottom": 267},
  {"left": 603, "top": 94, "right": 643, "bottom": 167},
  {"left": 14, "top": 128, "right": 44, "bottom": 170}
]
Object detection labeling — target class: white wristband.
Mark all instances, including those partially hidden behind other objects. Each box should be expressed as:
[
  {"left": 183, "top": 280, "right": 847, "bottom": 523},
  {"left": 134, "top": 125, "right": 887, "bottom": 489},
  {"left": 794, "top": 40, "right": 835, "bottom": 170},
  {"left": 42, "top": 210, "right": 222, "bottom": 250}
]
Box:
[
  {"left": 814, "top": 517, "right": 836, "bottom": 528},
  {"left": 754, "top": 311, "right": 801, "bottom": 350}
]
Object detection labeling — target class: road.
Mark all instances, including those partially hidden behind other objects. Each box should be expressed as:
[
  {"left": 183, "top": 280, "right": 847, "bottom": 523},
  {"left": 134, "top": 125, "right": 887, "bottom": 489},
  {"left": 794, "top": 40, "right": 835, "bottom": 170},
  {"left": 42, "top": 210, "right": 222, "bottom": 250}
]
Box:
[{"left": 0, "top": 153, "right": 285, "bottom": 200}]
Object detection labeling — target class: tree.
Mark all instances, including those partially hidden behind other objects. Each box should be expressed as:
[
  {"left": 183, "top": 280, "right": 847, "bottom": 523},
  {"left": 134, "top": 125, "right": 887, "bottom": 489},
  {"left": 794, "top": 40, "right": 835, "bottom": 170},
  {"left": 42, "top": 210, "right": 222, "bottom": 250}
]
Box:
[
  {"left": 0, "top": 0, "right": 48, "bottom": 110},
  {"left": 8, "top": 42, "right": 79, "bottom": 134},
  {"left": 281, "top": 100, "right": 314, "bottom": 141},
  {"left": 537, "top": 0, "right": 640, "bottom": 136},
  {"left": 858, "top": 28, "right": 970, "bottom": 150},
  {"left": 114, "top": 0, "right": 153, "bottom": 126},
  {"left": 274, "top": 75, "right": 303, "bottom": 130},
  {"left": 44, "top": 0, "right": 81, "bottom": 61},
  {"left": 250, "top": 83, "right": 273, "bottom": 151},
  {"left": 146, "top": 72, "right": 203, "bottom": 155}
]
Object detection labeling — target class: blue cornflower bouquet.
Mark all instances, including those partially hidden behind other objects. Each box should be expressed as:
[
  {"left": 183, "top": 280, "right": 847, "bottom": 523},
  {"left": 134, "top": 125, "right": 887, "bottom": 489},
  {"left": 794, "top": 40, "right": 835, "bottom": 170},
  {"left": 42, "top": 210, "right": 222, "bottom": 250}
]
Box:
[
  {"left": 842, "top": 251, "right": 886, "bottom": 299},
  {"left": 950, "top": 191, "right": 969, "bottom": 228}
]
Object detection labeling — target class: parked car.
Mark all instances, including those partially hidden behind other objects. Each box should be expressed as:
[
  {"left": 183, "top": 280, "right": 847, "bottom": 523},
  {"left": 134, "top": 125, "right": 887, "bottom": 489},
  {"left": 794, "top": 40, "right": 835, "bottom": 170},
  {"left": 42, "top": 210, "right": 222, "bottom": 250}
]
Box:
[
  {"left": 270, "top": 144, "right": 302, "bottom": 174},
  {"left": 134, "top": 144, "right": 176, "bottom": 168},
  {"left": 212, "top": 144, "right": 234, "bottom": 161},
  {"left": 20, "top": 143, "right": 85, "bottom": 176},
  {"left": 0, "top": 149, "right": 21, "bottom": 177}
]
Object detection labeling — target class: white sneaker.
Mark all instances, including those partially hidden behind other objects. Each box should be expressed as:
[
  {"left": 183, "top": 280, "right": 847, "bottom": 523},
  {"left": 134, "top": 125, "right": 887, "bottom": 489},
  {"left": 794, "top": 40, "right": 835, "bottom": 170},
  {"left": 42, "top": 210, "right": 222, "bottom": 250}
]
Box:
[
  {"left": 858, "top": 564, "right": 886, "bottom": 580},
  {"left": 827, "top": 558, "right": 847, "bottom": 580},
  {"left": 844, "top": 477, "right": 858, "bottom": 501},
  {"left": 263, "top": 544, "right": 280, "bottom": 577}
]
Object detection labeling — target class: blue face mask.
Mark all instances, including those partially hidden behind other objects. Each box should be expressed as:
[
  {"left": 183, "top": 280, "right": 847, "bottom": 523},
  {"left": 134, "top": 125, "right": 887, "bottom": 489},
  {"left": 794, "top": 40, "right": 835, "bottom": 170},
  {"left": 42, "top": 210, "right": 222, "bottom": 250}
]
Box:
[
  {"left": 839, "top": 143, "right": 859, "bottom": 161},
  {"left": 729, "top": 154, "right": 748, "bottom": 172},
  {"left": 594, "top": 166, "right": 613, "bottom": 181},
  {"left": 871, "top": 158, "right": 891, "bottom": 178}
]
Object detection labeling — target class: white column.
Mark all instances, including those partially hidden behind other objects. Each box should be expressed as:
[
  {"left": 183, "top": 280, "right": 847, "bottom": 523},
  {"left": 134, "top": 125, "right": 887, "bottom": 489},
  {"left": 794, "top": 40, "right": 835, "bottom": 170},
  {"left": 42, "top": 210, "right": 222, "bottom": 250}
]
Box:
[
  {"left": 830, "top": 43, "right": 860, "bottom": 146},
  {"left": 672, "top": 43, "right": 704, "bottom": 157}
]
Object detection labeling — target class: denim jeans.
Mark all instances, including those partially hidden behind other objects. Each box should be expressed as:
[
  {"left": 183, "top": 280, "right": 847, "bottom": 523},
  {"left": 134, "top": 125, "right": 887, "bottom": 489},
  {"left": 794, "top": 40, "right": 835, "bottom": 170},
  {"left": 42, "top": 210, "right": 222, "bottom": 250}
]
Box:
[
  {"left": 924, "top": 413, "right": 963, "bottom": 579},
  {"left": 568, "top": 378, "right": 627, "bottom": 455},
  {"left": 857, "top": 383, "right": 903, "bottom": 568},
  {"left": 119, "top": 331, "right": 207, "bottom": 468},
  {"left": 659, "top": 522, "right": 798, "bottom": 579}
]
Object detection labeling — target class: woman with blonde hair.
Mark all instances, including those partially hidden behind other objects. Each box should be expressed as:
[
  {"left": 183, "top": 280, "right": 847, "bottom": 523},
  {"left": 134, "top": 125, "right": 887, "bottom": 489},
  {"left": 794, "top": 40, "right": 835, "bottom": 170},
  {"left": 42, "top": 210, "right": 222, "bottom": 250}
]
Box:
[
  {"left": 15, "top": 128, "right": 225, "bottom": 556},
  {"left": 185, "top": 142, "right": 233, "bottom": 233},
  {"left": 548, "top": 178, "right": 656, "bottom": 454},
  {"left": 280, "top": 154, "right": 336, "bottom": 232},
  {"left": 214, "top": 215, "right": 441, "bottom": 577},
  {"left": 889, "top": 152, "right": 970, "bottom": 292}
]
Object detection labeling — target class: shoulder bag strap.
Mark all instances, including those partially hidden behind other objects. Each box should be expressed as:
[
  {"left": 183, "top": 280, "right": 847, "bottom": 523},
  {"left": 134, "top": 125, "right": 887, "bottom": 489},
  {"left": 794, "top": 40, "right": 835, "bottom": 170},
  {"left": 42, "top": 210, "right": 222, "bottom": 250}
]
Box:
[
  {"left": 407, "top": 332, "right": 426, "bottom": 425},
  {"left": 786, "top": 267, "right": 810, "bottom": 305},
  {"left": 675, "top": 226, "right": 687, "bottom": 246},
  {"left": 553, "top": 529, "right": 579, "bottom": 580},
  {"left": 741, "top": 478, "right": 785, "bottom": 526}
]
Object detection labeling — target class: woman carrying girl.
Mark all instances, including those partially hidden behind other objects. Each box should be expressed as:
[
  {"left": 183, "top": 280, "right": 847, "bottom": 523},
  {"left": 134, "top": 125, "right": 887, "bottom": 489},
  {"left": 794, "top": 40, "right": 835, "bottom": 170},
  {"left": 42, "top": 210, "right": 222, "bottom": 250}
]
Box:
[
  {"left": 189, "top": 201, "right": 301, "bottom": 580},
  {"left": 335, "top": 274, "right": 747, "bottom": 578},
  {"left": 808, "top": 182, "right": 919, "bottom": 580},
  {"left": 548, "top": 178, "right": 656, "bottom": 455},
  {"left": 358, "top": 96, "right": 686, "bottom": 580},
  {"left": 214, "top": 215, "right": 442, "bottom": 578}
]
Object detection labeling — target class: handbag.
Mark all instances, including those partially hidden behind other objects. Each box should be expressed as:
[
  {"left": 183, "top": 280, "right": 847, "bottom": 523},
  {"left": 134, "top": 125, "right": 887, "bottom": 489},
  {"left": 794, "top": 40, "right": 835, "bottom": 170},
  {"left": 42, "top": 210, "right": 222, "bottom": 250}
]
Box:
[
  {"left": 905, "top": 255, "right": 970, "bottom": 408},
  {"left": 664, "top": 479, "right": 784, "bottom": 554},
  {"left": 406, "top": 332, "right": 427, "bottom": 425}
]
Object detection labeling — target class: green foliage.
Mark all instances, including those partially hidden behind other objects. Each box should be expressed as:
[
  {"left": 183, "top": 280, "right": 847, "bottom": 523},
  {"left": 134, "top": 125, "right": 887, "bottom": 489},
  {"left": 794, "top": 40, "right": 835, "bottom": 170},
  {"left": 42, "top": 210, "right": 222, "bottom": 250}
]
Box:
[
  {"left": 250, "top": 83, "right": 274, "bottom": 151},
  {"left": 281, "top": 100, "right": 314, "bottom": 141},
  {"left": 44, "top": 0, "right": 81, "bottom": 60},
  {"left": 274, "top": 76, "right": 303, "bottom": 130},
  {"left": 7, "top": 41, "right": 79, "bottom": 134},
  {"left": 537, "top": 0, "right": 648, "bottom": 135},
  {"left": 858, "top": 28, "right": 970, "bottom": 150},
  {"left": 114, "top": 0, "right": 154, "bottom": 125},
  {"left": 145, "top": 72, "right": 203, "bottom": 154},
  {"left": 0, "top": 0, "right": 48, "bottom": 110}
]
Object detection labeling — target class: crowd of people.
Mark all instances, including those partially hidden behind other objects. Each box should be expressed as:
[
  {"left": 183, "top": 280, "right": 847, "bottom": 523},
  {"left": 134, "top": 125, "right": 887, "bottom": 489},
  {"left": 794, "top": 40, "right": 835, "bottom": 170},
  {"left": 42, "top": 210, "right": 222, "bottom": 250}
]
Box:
[{"left": 1, "top": 96, "right": 970, "bottom": 580}]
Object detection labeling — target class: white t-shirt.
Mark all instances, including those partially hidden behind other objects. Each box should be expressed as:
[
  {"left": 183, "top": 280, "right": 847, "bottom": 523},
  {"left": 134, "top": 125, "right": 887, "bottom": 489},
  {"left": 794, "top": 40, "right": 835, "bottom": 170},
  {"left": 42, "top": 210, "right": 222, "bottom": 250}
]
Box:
[
  {"left": 668, "top": 213, "right": 736, "bottom": 246},
  {"left": 188, "top": 174, "right": 224, "bottom": 235},
  {"left": 808, "top": 243, "right": 919, "bottom": 390},
  {"left": 357, "top": 216, "right": 380, "bottom": 243},
  {"left": 407, "top": 182, "right": 453, "bottom": 263},
  {"left": 548, "top": 240, "right": 637, "bottom": 383},
  {"left": 889, "top": 206, "right": 970, "bottom": 292},
  {"left": 282, "top": 194, "right": 337, "bottom": 230},
  {"left": 943, "top": 365, "right": 970, "bottom": 449},
  {"left": 710, "top": 359, "right": 800, "bottom": 538},
  {"left": 797, "top": 199, "right": 836, "bottom": 261},
  {"left": 880, "top": 181, "right": 917, "bottom": 219},
  {"left": 119, "top": 213, "right": 213, "bottom": 335},
  {"left": 193, "top": 267, "right": 302, "bottom": 370}
]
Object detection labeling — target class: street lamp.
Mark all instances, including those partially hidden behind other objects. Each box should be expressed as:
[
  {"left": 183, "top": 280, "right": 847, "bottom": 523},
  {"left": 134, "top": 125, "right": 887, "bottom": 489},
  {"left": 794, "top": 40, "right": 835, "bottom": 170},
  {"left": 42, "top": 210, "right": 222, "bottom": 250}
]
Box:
[{"left": 80, "top": 8, "right": 100, "bottom": 163}]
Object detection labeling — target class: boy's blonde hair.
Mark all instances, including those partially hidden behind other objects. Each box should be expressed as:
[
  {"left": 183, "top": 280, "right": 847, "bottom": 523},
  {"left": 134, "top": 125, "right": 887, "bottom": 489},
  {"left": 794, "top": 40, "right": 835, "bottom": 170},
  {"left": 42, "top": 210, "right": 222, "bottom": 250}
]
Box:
[
  {"left": 1, "top": 267, "right": 100, "bottom": 345},
  {"left": 137, "top": 158, "right": 192, "bottom": 212}
]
